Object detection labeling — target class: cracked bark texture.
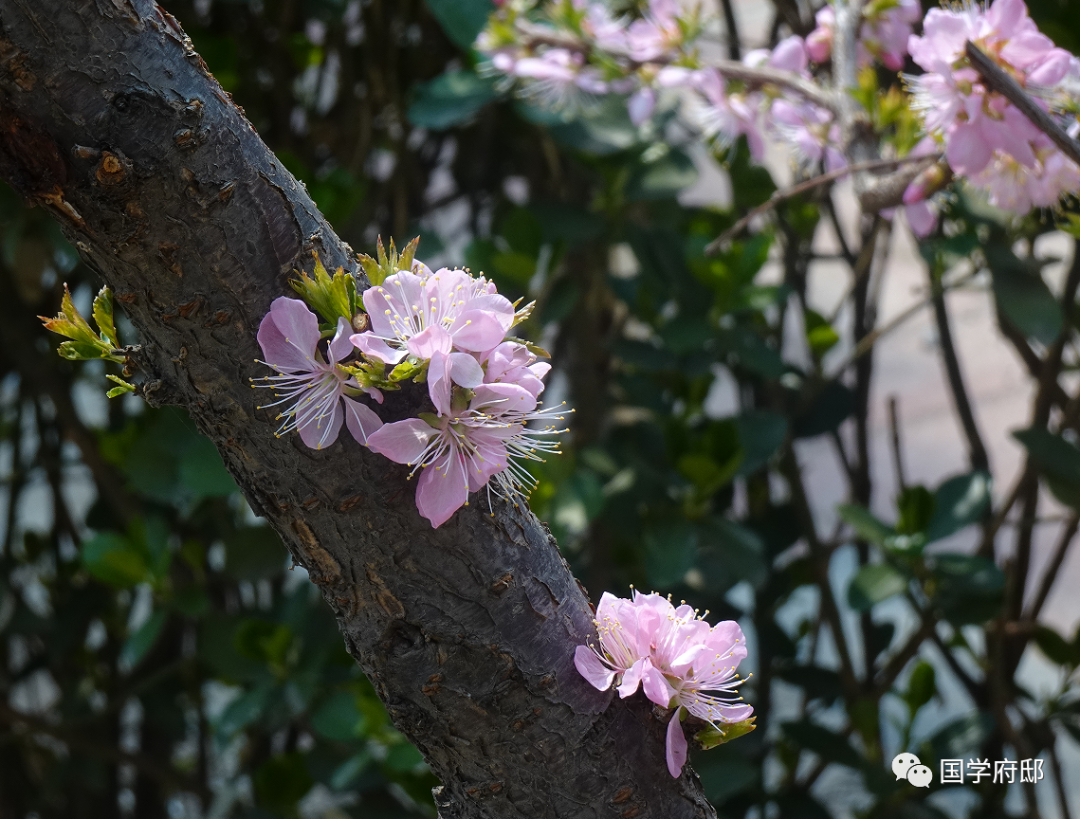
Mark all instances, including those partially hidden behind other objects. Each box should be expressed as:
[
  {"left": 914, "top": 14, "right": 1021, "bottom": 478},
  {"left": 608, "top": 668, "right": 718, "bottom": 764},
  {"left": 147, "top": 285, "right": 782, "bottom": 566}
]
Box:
[{"left": 0, "top": 2, "right": 718, "bottom": 817}]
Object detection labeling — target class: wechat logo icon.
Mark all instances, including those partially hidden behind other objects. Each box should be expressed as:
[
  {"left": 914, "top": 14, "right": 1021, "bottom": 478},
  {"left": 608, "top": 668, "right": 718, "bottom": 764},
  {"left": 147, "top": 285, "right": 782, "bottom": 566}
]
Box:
[{"left": 893, "top": 753, "right": 933, "bottom": 788}]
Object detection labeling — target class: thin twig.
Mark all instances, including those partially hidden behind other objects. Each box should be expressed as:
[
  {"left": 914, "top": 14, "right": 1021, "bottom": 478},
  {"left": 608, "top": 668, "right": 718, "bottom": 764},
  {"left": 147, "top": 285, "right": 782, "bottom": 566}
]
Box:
[
  {"left": 965, "top": 41, "right": 1080, "bottom": 167},
  {"left": 889, "top": 396, "right": 907, "bottom": 491},
  {"left": 873, "top": 611, "right": 937, "bottom": 695},
  {"left": 1024, "top": 512, "right": 1080, "bottom": 623},
  {"left": 930, "top": 267, "right": 990, "bottom": 473},
  {"left": 516, "top": 25, "right": 838, "bottom": 113},
  {"left": 707, "top": 154, "right": 940, "bottom": 252},
  {"left": 719, "top": 0, "right": 741, "bottom": 61},
  {"left": 826, "top": 270, "right": 978, "bottom": 380},
  {"left": 979, "top": 470, "right": 1028, "bottom": 558}
]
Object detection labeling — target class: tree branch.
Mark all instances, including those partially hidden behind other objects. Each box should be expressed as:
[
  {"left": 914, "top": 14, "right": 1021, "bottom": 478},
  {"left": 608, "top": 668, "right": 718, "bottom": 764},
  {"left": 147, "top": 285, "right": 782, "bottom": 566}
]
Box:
[
  {"left": 965, "top": 41, "right": 1080, "bottom": 167},
  {"left": 706, "top": 155, "right": 939, "bottom": 252},
  {"left": 0, "top": 3, "right": 716, "bottom": 816}
]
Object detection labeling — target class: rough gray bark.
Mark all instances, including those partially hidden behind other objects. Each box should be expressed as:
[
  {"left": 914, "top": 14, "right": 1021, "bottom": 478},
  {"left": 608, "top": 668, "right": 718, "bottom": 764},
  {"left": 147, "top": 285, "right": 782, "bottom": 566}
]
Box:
[{"left": 0, "top": 2, "right": 717, "bottom": 817}]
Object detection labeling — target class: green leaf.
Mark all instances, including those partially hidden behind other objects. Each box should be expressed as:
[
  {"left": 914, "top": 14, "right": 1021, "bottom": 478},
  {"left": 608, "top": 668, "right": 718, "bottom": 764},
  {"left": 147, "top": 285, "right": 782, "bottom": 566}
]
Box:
[
  {"left": 384, "top": 742, "right": 425, "bottom": 772},
  {"left": 311, "top": 690, "right": 366, "bottom": 742},
  {"left": 904, "top": 661, "right": 936, "bottom": 713},
  {"left": 216, "top": 682, "right": 276, "bottom": 738},
  {"left": 896, "top": 486, "right": 935, "bottom": 535},
  {"left": 837, "top": 504, "right": 894, "bottom": 546},
  {"left": 120, "top": 610, "right": 167, "bottom": 669},
  {"left": 289, "top": 255, "right": 358, "bottom": 325},
  {"left": 926, "top": 471, "right": 991, "bottom": 542},
  {"left": 987, "top": 244, "right": 1064, "bottom": 345},
  {"left": 696, "top": 717, "right": 756, "bottom": 749},
  {"left": 178, "top": 436, "right": 236, "bottom": 500},
  {"left": 699, "top": 518, "right": 768, "bottom": 590},
  {"left": 81, "top": 532, "right": 149, "bottom": 588},
  {"left": 407, "top": 70, "right": 498, "bottom": 130},
  {"left": 40, "top": 284, "right": 99, "bottom": 345},
  {"left": 105, "top": 375, "right": 136, "bottom": 398},
  {"left": 545, "top": 96, "right": 638, "bottom": 155},
  {"left": 644, "top": 519, "right": 698, "bottom": 587},
  {"left": 735, "top": 411, "right": 787, "bottom": 476},
  {"left": 718, "top": 327, "right": 785, "bottom": 379},
  {"left": 927, "top": 711, "right": 994, "bottom": 761},
  {"left": 929, "top": 553, "right": 1005, "bottom": 624},
  {"left": 91, "top": 286, "right": 119, "bottom": 348},
  {"left": 1034, "top": 626, "right": 1080, "bottom": 668},
  {"left": 848, "top": 563, "right": 908, "bottom": 611},
  {"left": 793, "top": 381, "right": 855, "bottom": 438},
  {"left": 254, "top": 751, "right": 314, "bottom": 812},
  {"left": 1014, "top": 427, "right": 1080, "bottom": 509},
  {"left": 424, "top": 0, "right": 494, "bottom": 48},
  {"left": 58, "top": 340, "right": 108, "bottom": 360},
  {"left": 626, "top": 149, "right": 698, "bottom": 200},
  {"left": 804, "top": 309, "right": 839, "bottom": 359}
]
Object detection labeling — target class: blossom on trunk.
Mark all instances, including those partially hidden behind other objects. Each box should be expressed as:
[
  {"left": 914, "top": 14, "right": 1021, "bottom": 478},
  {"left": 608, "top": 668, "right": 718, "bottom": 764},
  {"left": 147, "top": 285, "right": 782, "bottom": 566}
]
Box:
[
  {"left": 351, "top": 266, "right": 514, "bottom": 394},
  {"left": 575, "top": 590, "right": 752, "bottom": 777},
  {"left": 365, "top": 386, "right": 565, "bottom": 528},
  {"left": 254, "top": 297, "right": 382, "bottom": 450}
]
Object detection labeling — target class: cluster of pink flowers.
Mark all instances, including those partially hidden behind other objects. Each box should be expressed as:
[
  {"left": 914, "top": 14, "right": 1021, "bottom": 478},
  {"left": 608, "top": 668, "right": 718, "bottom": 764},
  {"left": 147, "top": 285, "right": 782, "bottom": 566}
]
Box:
[
  {"left": 254, "top": 260, "right": 563, "bottom": 528},
  {"left": 905, "top": 0, "right": 1080, "bottom": 212},
  {"left": 806, "top": 0, "right": 922, "bottom": 71},
  {"left": 479, "top": 0, "right": 1080, "bottom": 228},
  {"left": 575, "top": 590, "right": 753, "bottom": 777}
]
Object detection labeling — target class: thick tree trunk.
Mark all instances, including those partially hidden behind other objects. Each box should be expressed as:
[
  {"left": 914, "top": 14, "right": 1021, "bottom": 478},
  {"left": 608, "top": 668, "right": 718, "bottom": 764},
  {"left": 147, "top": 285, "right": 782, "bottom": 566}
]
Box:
[{"left": 0, "top": 3, "right": 716, "bottom": 817}]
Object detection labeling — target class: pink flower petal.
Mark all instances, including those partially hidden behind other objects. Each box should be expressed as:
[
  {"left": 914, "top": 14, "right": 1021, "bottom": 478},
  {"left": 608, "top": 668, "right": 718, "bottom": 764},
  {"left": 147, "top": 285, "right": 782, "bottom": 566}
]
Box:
[
  {"left": 297, "top": 395, "right": 343, "bottom": 450},
  {"left": 342, "top": 397, "right": 383, "bottom": 445},
  {"left": 574, "top": 645, "right": 616, "bottom": 691},
  {"left": 449, "top": 352, "right": 484, "bottom": 389},
  {"left": 906, "top": 201, "right": 938, "bottom": 239},
  {"left": 617, "top": 658, "right": 647, "bottom": 698},
  {"left": 628, "top": 88, "right": 656, "bottom": 126},
  {"left": 258, "top": 297, "right": 321, "bottom": 371},
  {"left": 426, "top": 351, "right": 453, "bottom": 417},
  {"left": 351, "top": 332, "right": 406, "bottom": 365},
  {"left": 665, "top": 710, "right": 688, "bottom": 777},
  {"left": 327, "top": 317, "right": 355, "bottom": 365},
  {"left": 946, "top": 123, "right": 993, "bottom": 176},
  {"left": 416, "top": 451, "right": 469, "bottom": 528},
  {"left": 367, "top": 419, "right": 438, "bottom": 465},
  {"left": 407, "top": 324, "right": 453, "bottom": 360},
  {"left": 449, "top": 310, "right": 512, "bottom": 353},
  {"left": 642, "top": 663, "right": 677, "bottom": 707}
]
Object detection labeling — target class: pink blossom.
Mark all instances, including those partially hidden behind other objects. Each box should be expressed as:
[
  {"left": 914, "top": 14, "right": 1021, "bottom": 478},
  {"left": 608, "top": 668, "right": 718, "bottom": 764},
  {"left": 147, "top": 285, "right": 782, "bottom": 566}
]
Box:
[
  {"left": 254, "top": 297, "right": 383, "bottom": 450},
  {"left": 809, "top": 0, "right": 919, "bottom": 69},
  {"left": 904, "top": 200, "right": 939, "bottom": 238},
  {"left": 513, "top": 49, "right": 610, "bottom": 110},
  {"left": 770, "top": 98, "right": 845, "bottom": 171},
  {"left": 351, "top": 266, "right": 514, "bottom": 373},
  {"left": 806, "top": 7, "right": 834, "bottom": 64},
  {"left": 969, "top": 138, "right": 1080, "bottom": 212},
  {"left": 862, "top": 0, "right": 921, "bottom": 70},
  {"left": 575, "top": 590, "right": 752, "bottom": 777},
  {"left": 692, "top": 68, "right": 765, "bottom": 160},
  {"left": 625, "top": 0, "right": 682, "bottom": 62},
  {"left": 366, "top": 384, "right": 564, "bottom": 528},
  {"left": 907, "top": 0, "right": 1076, "bottom": 202}
]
